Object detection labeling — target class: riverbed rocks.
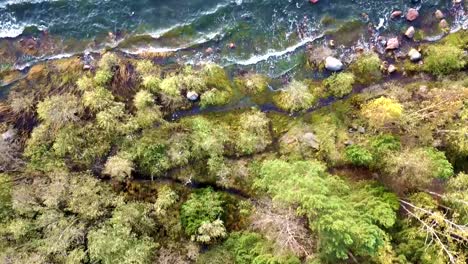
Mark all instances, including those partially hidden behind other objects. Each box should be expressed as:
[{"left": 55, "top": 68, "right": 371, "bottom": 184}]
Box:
[
  {"left": 388, "top": 64, "right": 397, "bottom": 73},
  {"left": 325, "top": 56, "right": 343, "bottom": 71},
  {"left": 439, "top": 19, "right": 449, "bottom": 30},
  {"left": 386, "top": 38, "right": 400, "bottom": 50},
  {"left": 408, "top": 48, "right": 422, "bottom": 61},
  {"left": 406, "top": 8, "right": 419, "bottom": 21},
  {"left": 390, "top": 10, "right": 403, "bottom": 19},
  {"left": 405, "top": 26, "right": 415, "bottom": 38},
  {"left": 434, "top": 10, "right": 445, "bottom": 19},
  {"left": 186, "top": 91, "right": 199, "bottom": 101}
]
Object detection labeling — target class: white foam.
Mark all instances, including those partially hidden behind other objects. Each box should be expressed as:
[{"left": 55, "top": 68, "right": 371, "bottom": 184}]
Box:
[
  {"left": 0, "top": 0, "right": 58, "bottom": 9},
  {"left": 226, "top": 34, "right": 324, "bottom": 66}
]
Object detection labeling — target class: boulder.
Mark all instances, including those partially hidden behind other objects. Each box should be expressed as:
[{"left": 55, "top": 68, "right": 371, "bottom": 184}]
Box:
[
  {"left": 388, "top": 64, "right": 397, "bottom": 73},
  {"left": 406, "top": 8, "right": 419, "bottom": 21},
  {"left": 408, "top": 48, "right": 422, "bottom": 61},
  {"left": 405, "top": 26, "right": 415, "bottom": 38},
  {"left": 325, "top": 56, "right": 343, "bottom": 71},
  {"left": 434, "top": 10, "right": 444, "bottom": 19},
  {"left": 439, "top": 19, "right": 449, "bottom": 29},
  {"left": 390, "top": 10, "right": 403, "bottom": 18},
  {"left": 186, "top": 91, "right": 199, "bottom": 101},
  {"left": 301, "top": 132, "right": 320, "bottom": 150},
  {"left": 386, "top": 37, "right": 400, "bottom": 50}
]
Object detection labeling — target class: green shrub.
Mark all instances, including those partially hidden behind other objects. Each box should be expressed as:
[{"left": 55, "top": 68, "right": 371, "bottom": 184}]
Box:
[
  {"left": 98, "top": 53, "right": 120, "bottom": 71},
  {"left": 37, "top": 94, "right": 83, "bottom": 127},
  {"left": 159, "top": 76, "right": 180, "bottom": 97},
  {"left": 351, "top": 52, "right": 382, "bottom": 84},
  {"left": 345, "top": 145, "right": 373, "bottom": 166},
  {"left": 235, "top": 74, "right": 269, "bottom": 95},
  {"left": 361, "top": 97, "right": 403, "bottom": 128},
  {"left": 103, "top": 154, "right": 134, "bottom": 181},
  {"left": 274, "top": 80, "right": 317, "bottom": 112},
  {"left": 180, "top": 188, "right": 225, "bottom": 237},
  {"left": 82, "top": 86, "right": 115, "bottom": 112},
  {"left": 424, "top": 45, "right": 466, "bottom": 77},
  {"left": 135, "top": 60, "right": 160, "bottom": 76},
  {"left": 425, "top": 148, "right": 454, "bottom": 179},
  {"left": 323, "top": 72, "right": 355, "bottom": 97},
  {"left": 133, "top": 90, "right": 154, "bottom": 110},
  {"left": 94, "top": 70, "right": 113, "bottom": 85},
  {"left": 142, "top": 76, "right": 161, "bottom": 93},
  {"left": 200, "top": 89, "right": 231, "bottom": 108}
]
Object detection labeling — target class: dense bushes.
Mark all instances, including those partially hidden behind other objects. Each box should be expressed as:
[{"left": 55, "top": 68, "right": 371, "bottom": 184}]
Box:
[
  {"left": 274, "top": 80, "right": 317, "bottom": 112},
  {"left": 351, "top": 52, "right": 382, "bottom": 84},
  {"left": 424, "top": 45, "right": 466, "bottom": 77},
  {"left": 323, "top": 72, "right": 355, "bottom": 97}
]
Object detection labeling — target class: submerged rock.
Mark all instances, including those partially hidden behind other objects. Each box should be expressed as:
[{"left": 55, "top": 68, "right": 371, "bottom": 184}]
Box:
[
  {"left": 186, "top": 91, "right": 199, "bottom": 101},
  {"left": 388, "top": 64, "right": 397, "bottom": 73},
  {"left": 439, "top": 19, "right": 449, "bottom": 29},
  {"left": 406, "top": 8, "right": 419, "bottom": 21},
  {"left": 408, "top": 48, "right": 422, "bottom": 61},
  {"left": 386, "top": 38, "right": 400, "bottom": 50},
  {"left": 435, "top": 10, "right": 445, "bottom": 19},
  {"left": 390, "top": 10, "right": 403, "bottom": 18},
  {"left": 405, "top": 26, "right": 415, "bottom": 38},
  {"left": 325, "top": 56, "right": 343, "bottom": 71}
]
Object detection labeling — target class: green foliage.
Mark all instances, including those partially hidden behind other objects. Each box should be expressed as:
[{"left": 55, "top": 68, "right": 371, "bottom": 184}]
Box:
[
  {"left": 200, "top": 232, "right": 301, "bottom": 264},
  {"left": 96, "top": 103, "right": 127, "bottom": 133},
  {"left": 0, "top": 174, "right": 13, "bottom": 223},
  {"left": 154, "top": 185, "right": 179, "bottom": 216},
  {"left": 424, "top": 45, "right": 466, "bottom": 77},
  {"left": 323, "top": 72, "right": 355, "bottom": 97},
  {"left": 351, "top": 52, "right": 382, "bottom": 84},
  {"left": 369, "top": 134, "right": 401, "bottom": 158},
  {"left": 180, "top": 188, "right": 225, "bottom": 239},
  {"left": 98, "top": 52, "right": 120, "bottom": 71},
  {"left": 159, "top": 76, "right": 181, "bottom": 97},
  {"left": 200, "top": 88, "right": 231, "bottom": 108},
  {"left": 109, "top": 202, "right": 156, "bottom": 236},
  {"left": 235, "top": 110, "right": 272, "bottom": 155},
  {"left": 88, "top": 223, "right": 156, "bottom": 264},
  {"left": 133, "top": 90, "right": 154, "bottom": 110},
  {"left": 142, "top": 76, "right": 161, "bottom": 92},
  {"left": 235, "top": 74, "right": 269, "bottom": 95},
  {"left": 76, "top": 76, "right": 94, "bottom": 91},
  {"left": 274, "top": 80, "right": 317, "bottom": 112},
  {"left": 188, "top": 117, "right": 228, "bottom": 159},
  {"left": 37, "top": 94, "right": 82, "bottom": 127},
  {"left": 94, "top": 69, "right": 113, "bottom": 85},
  {"left": 425, "top": 148, "right": 454, "bottom": 179},
  {"left": 135, "top": 60, "right": 160, "bottom": 76},
  {"left": 82, "top": 86, "right": 115, "bottom": 111},
  {"left": 444, "top": 173, "right": 468, "bottom": 223},
  {"left": 133, "top": 141, "right": 169, "bottom": 177},
  {"left": 103, "top": 154, "right": 134, "bottom": 181},
  {"left": 345, "top": 145, "right": 373, "bottom": 166},
  {"left": 256, "top": 159, "right": 399, "bottom": 261}
]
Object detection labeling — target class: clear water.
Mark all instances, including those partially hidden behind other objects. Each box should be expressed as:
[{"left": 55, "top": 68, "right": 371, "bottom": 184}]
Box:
[{"left": 0, "top": 0, "right": 466, "bottom": 75}]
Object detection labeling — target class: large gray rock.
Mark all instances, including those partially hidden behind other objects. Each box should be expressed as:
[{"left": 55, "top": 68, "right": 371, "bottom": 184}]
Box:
[
  {"left": 301, "top": 132, "right": 320, "bottom": 150},
  {"left": 325, "top": 56, "right": 343, "bottom": 71},
  {"left": 405, "top": 26, "right": 415, "bottom": 38},
  {"left": 408, "top": 48, "right": 422, "bottom": 61},
  {"left": 186, "top": 91, "right": 199, "bottom": 101}
]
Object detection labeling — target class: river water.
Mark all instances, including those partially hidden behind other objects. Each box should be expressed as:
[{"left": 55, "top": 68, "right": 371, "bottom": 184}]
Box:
[{"left": 0, "top": 0, "right": 466, "bottom": 75}]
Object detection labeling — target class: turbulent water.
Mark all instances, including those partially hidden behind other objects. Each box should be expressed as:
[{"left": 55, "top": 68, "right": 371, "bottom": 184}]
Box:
[{"left": 0, "top": 0, "right": 466, "bottom": 75}]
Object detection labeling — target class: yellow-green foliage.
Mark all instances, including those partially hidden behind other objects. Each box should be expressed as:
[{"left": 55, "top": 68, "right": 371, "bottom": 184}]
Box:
[
  {"left": 82, "top": 86, "right": 115, "bottom": 112},
  {"left": 98, "top": 53, "right": 120, "bottom": 71},
  {"left": 235, "top": 110, "right": 272, "bottom": 155},
  {"left": 361, "top": 97, "right": 403, "bottom": 128},
  {"left": 37, "top": 94, "right": 83, "bottom": 127},
  {"left": 76, "top": 76, "right": 94, "bottom": 91},
  {"left": 103, "top": 154, "right": 134, "bottom": 181},
  {"left": 179, "top": 66, "right": 206, "bottom": 93},
  {"left": 200, "top": 89, "right": 231, "bottom": 108},
  {"left": 135, "top": 60, "right": 160, "bottom": 76},
  {"left": 133, "top": 90, "right": 154, "bottom": 110},
  {"left": 142, "top": 76, "right": 161, "bottom": 93},
  {"left": 159, "top": 76, "right": 181, "bottom": 97},
  {"left": 235, "top": 74, "right": 269, "bottom": 95},
  {"left": 94, "top": 70, "right": 113, "bottom": 86},
  {"left": 441, "top": 30, "right": 468, "bottom": 49},
  {"left": 96, "top": 103, "right": 127, "bottom": 133},
  {"left": 274, "top": 80, "right": 317, "bottom": 112},
  {"left": 202, "top": 64, "right": 231, "bottom": 91},
  {"left": 351, "top": 52, "right": 382, "bottom": 84},
  {"left": 424, "top": 45, "right": 466, "bottom": 77},
  {"left": 323, "top": 72, "right": 355, "bottom": 97}
]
